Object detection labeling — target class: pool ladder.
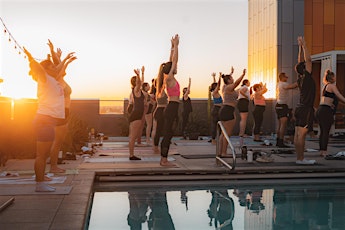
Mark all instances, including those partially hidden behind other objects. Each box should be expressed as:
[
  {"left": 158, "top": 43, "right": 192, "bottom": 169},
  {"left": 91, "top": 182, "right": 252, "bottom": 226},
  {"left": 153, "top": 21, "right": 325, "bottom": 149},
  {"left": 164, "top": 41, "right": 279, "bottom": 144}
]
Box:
[{"left": 216, "top": 121, "right": 236, "bottom": 171}]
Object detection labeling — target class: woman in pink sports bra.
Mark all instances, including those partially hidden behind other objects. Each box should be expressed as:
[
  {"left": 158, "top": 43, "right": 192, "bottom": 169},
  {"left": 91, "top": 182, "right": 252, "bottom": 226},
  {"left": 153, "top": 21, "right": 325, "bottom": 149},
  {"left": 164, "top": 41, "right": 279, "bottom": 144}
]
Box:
[{"left": 160, "top": 34, "right": 180, "bottom": 167}]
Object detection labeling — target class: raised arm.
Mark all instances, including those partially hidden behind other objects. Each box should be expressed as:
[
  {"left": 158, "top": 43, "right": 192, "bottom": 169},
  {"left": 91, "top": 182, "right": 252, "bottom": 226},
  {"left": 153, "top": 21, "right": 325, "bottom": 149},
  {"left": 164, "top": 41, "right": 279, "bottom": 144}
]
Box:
[
  {"left": 233, "top": 69, "right": 247, "bottom": 89},
  {"left": 168, "top": 34, "right": 179, "bottom": 79},
  {"left": 133, "top": 68, "right": 142, "bottom": 94},
  {"left": 169, "top": 38, "right": 174, "bottom": 62},
  {"left": 297, "top": 36, "right": 304, "bottom": 63},
  {"left": 23, "top": 47, "right": 46, "bottom": 82},
  {"left": 141, "top": 66, "right": 145, "bottom": 83},
  {"left": 302, "top": 39, "right": 312, "bottom": 73},
  {"left": 55, "top": 52, "right": 76, "bottom": 80},
  {"left": 47, "top": 39, "right": 61, "bottom": 65}
]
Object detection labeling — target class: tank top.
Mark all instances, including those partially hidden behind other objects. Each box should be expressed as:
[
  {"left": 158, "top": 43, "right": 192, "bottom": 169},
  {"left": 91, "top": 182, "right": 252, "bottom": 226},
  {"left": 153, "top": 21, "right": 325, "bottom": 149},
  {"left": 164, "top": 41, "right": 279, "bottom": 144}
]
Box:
[{"left": 132, "top": 89, "right": 144, "bottom": 112}]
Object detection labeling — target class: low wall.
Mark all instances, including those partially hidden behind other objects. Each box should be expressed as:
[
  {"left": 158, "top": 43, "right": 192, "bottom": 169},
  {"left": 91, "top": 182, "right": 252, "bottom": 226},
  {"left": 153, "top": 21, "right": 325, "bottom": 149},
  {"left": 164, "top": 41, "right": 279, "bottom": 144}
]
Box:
[{"left": 0, "top": 97, "right": 277, "bottom": 159}]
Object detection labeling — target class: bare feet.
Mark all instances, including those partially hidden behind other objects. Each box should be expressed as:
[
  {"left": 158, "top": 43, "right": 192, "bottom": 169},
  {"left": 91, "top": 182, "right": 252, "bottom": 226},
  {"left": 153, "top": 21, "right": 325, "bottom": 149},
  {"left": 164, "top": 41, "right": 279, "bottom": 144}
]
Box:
[
  {"left": 50, "top": 167, "right": 66, "bottom": 173},
  {"left": 320, "top": 150, "right": 327, "bottom": 157},
  {"left": 160, "top": 157, "right": 177, "bottom": 167},
  {"left": 153, "top": 146, "right": 160, "bottom": 154},
  {"left": 44, "top": 175, "right": 52, "bottom": 181}
]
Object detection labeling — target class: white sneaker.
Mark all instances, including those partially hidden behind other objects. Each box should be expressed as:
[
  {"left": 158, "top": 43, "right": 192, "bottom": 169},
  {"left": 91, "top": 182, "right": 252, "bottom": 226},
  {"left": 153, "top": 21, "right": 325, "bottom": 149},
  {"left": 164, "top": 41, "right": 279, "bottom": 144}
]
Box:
[
  {"left": 296, "top": 159, "right": 316, "bottom": 165},
  {"left": 36, "top": 182, "right": 56, "bottom": 192}
]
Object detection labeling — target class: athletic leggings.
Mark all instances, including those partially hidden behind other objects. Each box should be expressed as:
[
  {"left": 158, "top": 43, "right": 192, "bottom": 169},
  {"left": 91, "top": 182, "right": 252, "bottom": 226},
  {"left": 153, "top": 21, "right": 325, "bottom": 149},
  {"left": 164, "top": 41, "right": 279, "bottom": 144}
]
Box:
[
  {"left": 252, "top": 105, "right": 265, "bottom": 135},
  {"left": 181, "top": 110, "right": 191, "bottom": 135},
  {"left": 211, "top": 105, "right": 221, "bottom": 139},
  {"left": 160, "top": 101, "right": 179, "bottom": 157},
  {"left": 153, "top": 107, "right": 165, "bottom": 146},
  {"left": 316, "top": 105, "right": 334, "bottom": 151}
]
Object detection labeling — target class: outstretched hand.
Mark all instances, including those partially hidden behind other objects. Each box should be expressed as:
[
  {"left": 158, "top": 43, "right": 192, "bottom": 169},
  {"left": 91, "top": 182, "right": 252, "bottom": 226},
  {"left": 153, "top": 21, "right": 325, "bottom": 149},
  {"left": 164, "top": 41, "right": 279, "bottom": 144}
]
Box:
[{"left": 134, "top": 68, "right": 140, "bottom": 76}]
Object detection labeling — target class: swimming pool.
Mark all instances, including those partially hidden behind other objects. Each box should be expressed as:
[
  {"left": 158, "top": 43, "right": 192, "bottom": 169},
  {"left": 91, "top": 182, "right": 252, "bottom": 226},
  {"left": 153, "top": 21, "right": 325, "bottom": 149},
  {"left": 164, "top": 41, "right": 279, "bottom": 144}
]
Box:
[{"left": 87, "top": 178, "right": 345, "bottom": 230}]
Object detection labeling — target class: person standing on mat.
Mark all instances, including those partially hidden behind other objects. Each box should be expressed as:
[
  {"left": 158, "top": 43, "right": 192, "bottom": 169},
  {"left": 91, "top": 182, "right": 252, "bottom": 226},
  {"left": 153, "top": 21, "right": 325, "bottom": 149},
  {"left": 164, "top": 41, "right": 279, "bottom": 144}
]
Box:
[
  {"left": 218, "top": 67, "right": 246, "bottom": 157},
  {"left": 252, "top": 82, "right": 267, "bottom": 142},
  {"left": 294, "top": 36, "right": 316, "bottom": 165},
  {"left": 181, "top": 78, "right": 192, "bottom": 139},
  {"left": 237, "top": 79, "right": 251, "bottom": 137},
  {"left": 275, "top": 72, "right": 297, "bottom": 147},
  {"left": 209, "top": 72, "right": 222, "bottom": 144},
  {"left": 47, "top": 39, "right": 76, "bottom": 173},
  {"left": 160, "top": 34, "right": 180, "bottom": 167},
  {"left": 24, "top": 47, "right": 75, "bottom": 192},
  {"left": 152, "top": 64, "right": 168, "bottom": 154},
  {"left": 316, "top": 69, "right": 345, "bottom": 157},
  {"left": 128, "top": 67, "right": 145, "bottom": 161}
]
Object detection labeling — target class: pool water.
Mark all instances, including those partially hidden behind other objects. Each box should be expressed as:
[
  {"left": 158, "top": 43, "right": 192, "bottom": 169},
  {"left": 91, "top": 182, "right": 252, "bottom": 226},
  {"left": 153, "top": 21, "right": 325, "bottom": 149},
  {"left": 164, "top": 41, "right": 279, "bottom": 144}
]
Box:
[{"left": 87, "top": 181, "right": 345, "bottom": 230}]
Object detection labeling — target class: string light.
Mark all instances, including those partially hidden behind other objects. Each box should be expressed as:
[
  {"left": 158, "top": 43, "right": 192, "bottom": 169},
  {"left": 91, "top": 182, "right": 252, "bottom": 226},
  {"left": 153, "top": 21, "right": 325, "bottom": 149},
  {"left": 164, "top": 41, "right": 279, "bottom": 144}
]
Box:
[{"left": 0, "top": 16, "right": 29, "bottom": 59}]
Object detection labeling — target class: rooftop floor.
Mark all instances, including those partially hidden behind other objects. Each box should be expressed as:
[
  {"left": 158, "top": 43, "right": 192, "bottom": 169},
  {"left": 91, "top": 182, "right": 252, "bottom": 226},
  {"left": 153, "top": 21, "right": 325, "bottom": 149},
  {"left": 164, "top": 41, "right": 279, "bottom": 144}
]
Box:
[{"left": 0, "top": 135, "right": 344, "bottom": 229}]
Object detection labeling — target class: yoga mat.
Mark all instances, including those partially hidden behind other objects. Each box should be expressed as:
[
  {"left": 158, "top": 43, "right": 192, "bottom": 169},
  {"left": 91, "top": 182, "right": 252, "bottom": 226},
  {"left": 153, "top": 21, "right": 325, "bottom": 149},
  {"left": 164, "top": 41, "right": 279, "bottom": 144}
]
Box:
[
  {"left": 181, "top": 154, "right": 241, "bottom": 159},
  {"left": 78, "top": 162, "right": 179, "bottom": 169},
  {"left": 0, "top": 185, "right": 72, "bottom": 195},
  {"left": 84, "top": 157, "right": 175, "bottom": 163},
  {"left": 0, "top": 176, "right": 67, "bottom": 185}
]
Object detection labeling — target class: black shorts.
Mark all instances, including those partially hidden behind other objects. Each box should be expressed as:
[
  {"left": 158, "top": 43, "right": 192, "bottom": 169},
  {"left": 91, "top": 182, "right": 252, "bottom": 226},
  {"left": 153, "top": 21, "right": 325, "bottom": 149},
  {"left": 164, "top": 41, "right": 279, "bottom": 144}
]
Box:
[
  {"left": 294, "top": 106, "right": 314, "bottom": 129},
  {"left": 237, "top": 98, "right": 249, "bottom": 113},
  {"left": 219, "top": 105, "right": 235, "bottom": 121},
  {"left": 275, "top": 103, "right": 289, "bottom": 119}
]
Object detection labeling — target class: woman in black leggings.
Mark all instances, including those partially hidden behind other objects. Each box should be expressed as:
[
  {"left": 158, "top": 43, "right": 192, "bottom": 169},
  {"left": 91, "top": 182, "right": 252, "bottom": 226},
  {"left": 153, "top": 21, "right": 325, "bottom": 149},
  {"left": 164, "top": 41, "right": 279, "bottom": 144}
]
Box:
[
  {"left": 152, "top": 64, "right": 168, "bottom": 154},
  {"left": 160, "top": 34, "right": 180, "bottom": 167},
  {"left": 252, "top": 83, "right": 267, "bottom": 142},
  {"left": 316, "top": 70, "right": 345, "bottom": 157}
]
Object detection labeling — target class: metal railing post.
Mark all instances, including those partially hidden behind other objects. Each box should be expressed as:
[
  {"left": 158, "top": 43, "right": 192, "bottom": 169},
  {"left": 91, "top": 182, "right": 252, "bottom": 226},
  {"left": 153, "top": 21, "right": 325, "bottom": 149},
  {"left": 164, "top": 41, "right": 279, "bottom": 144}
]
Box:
[{"left": 215, "top": 121, "right": 236, "bottom": 171}]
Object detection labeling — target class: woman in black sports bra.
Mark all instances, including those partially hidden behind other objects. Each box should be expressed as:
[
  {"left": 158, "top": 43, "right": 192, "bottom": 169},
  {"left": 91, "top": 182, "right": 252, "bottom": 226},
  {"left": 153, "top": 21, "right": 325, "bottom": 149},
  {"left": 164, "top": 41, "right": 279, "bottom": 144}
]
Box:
[{"left": 316, "top": 70, "right": 345, "bottom": 157}]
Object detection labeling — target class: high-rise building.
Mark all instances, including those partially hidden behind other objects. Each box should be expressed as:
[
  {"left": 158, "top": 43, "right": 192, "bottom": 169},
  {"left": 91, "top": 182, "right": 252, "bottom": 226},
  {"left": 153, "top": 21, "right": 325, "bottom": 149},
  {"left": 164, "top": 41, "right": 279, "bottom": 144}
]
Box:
[{"left": 248, "top": 0, "right": 345, "bottom": 133}]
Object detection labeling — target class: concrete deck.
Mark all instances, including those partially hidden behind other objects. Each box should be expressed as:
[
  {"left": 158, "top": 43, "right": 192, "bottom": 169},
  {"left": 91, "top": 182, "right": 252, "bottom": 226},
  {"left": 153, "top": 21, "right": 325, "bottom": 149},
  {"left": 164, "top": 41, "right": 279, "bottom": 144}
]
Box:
[{"left": 0, "top": 136, "right": 344, "bottom": 229}]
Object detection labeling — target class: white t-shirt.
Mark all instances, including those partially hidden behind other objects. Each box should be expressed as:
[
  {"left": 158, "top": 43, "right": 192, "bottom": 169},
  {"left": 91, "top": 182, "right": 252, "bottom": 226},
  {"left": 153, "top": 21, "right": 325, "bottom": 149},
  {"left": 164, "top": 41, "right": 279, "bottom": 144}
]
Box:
[
  {"left": 238, "top": 85, "right": 250, "bottom": 100},
  {"left": 277, "top": 81, "right": 289, "bottom": 105},
  {"left": 37, "top": 74, "right": 65, "bottom": 119}
]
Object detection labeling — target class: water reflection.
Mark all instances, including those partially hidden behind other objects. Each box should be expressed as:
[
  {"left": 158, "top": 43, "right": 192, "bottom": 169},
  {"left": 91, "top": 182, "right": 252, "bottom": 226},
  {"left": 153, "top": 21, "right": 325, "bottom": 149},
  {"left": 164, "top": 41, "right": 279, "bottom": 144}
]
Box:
[
  {"left": 127, "top": 191, "right": 175, "bottom": 230},
  {"left": 89, "top": 184, "right": 345, "bottom": 230},
  {"left": 207, "top": 190, "right": 234, "bottom": 229}
]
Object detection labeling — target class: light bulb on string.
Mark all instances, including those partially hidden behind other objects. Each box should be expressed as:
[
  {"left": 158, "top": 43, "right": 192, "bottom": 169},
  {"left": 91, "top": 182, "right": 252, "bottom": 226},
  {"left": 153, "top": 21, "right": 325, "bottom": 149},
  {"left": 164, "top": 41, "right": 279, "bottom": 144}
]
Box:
[
  {"left": 8, "top": 37, "right": 11, "bottom": 42},
  {"left": 3, "top": 29, "right": 6, "bottom": 34}
]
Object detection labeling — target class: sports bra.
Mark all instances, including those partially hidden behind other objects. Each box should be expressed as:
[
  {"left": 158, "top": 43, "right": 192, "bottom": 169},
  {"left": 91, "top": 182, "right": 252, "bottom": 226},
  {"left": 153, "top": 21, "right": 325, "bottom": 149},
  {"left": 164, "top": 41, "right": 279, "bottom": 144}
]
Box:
[
  {"left": 167, "top": 81, "right": 180, "bottom": 97},
  {"left": 213, "top": 96, "right": 223, "bottom": 105},
  {"left": 323, "top": 84, "right": 338, "bottom": 111}
]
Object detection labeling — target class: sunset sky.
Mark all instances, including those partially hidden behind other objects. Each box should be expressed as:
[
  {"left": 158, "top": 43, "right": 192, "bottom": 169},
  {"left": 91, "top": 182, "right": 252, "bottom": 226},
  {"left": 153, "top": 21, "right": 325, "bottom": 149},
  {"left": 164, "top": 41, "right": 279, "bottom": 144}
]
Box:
[{"left": 0, "top": 0, "right": 248, "bottom": 100}]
